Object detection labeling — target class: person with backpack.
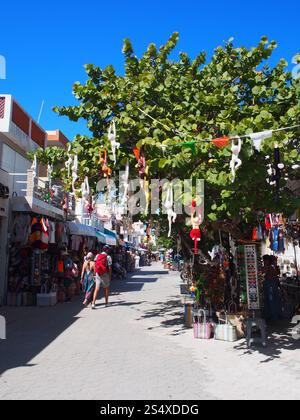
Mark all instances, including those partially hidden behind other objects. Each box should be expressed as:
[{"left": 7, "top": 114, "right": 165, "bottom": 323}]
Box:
[{"left": 93, "top": 245, "right": 113, "bottom": 308}]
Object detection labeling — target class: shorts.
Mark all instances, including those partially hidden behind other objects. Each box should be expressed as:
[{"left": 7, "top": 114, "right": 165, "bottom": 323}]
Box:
[{"left": 95, "top": 273, "right": 111, "bottom": 289}]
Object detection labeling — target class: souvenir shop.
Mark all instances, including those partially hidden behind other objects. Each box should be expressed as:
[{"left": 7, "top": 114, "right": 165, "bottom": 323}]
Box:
[
  {"left": 6, "top": 214, "right": 119, "bottom": 307},
  {"left": 183, "top": 213, "right": 300, "bottom": 346}
]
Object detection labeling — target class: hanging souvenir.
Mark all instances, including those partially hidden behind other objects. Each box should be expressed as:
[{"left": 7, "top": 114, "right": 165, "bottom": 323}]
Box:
[
  {"left": 249, "top": 130, "right": 273, "bottom": 152},
  {"left": 138, "top": 146, "right": 146, "bottom": 180},
  {"left": 121, "top": 160, "right": 130, "bottom": 207},
  {"left": 71, "top": 154, "right": 78, "bottom": 193},
  {"left": 32, "top": 155, "right": 38, "bottom": 184},
  {"left": 212, "top": 137, "right": 230, "bottom": 148},
  {"left": 82, "top": 176, "right": 91, "bottom": 219},
  {"left": 190, "top": 200, "right": 202, "bottom": 254},
  {"left": 100, "top": 150, "right": 112, "bottom": 178},
  {"left": 65, "top": 143, "right": 73, "bottom": 178},
  {"left": 108, "top": 120, "right": 120, "bottom": 165},
  {"left": 165, "top": 185, "right": 177, "bottom": 238},
  {"left": 229, "top": 137, "right": 242, "bottom": 182}
]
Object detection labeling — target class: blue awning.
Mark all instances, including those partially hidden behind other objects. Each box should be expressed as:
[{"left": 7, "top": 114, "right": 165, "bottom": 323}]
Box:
[{"left": 96, "top": 230, "right": 117, "bottom": 246}]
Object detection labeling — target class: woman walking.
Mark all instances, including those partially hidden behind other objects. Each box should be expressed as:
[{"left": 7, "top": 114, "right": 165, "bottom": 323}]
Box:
[{"left": 81, "top": 252, "right": 96, "bottom": 307}]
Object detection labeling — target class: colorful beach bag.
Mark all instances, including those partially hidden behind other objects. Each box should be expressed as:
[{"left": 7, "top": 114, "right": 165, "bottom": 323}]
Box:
[
  {"left": 194, "top": 309, "right": 213, "bottom": 340},
  {"left": 214, "top": 315, "right": 238, "bottom": 342}
]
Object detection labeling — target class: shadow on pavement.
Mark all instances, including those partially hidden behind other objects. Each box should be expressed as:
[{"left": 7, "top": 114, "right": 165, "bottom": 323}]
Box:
[
  {"left": 234, "top": 323, "right": 299, "bottom": 363},
  {"left": 0, "top": 267, "right": 162, "bottom": 377},
  {"left": 138, "top": 298, "right": 191, "bottom": 336}
]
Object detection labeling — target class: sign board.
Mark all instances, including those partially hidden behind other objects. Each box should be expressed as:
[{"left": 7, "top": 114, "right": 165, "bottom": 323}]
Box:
[{"left": 244, "top": 245, "right": 260, "bottom": 311}]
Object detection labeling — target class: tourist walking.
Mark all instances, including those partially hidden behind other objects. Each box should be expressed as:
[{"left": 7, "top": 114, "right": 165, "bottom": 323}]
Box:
[
  {"left": 81, "top": 252, "right": 96, "bottom": 307},
  {"left": 93, "top": 246, "right": 113, "bottom": 308}
]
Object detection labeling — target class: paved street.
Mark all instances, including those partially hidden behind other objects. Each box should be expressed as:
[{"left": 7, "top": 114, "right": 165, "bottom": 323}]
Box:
[{"left": 0, "top": 263, "right": 299, "bottom": 400}]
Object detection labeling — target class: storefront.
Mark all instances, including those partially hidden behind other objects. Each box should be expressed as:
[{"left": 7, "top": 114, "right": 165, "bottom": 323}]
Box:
[{"left": 0, "top": 168, "right": 11, "bottom": 304}]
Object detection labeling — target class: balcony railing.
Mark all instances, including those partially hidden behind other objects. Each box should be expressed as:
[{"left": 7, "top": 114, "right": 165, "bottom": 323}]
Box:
[{"left": 11, "top": 169, "right": 76, "bottom": 216}]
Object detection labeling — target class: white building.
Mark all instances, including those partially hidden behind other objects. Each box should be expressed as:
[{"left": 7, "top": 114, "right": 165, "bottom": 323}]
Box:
[{"left": 0, "top": 94, "right": 73, "bottom": 304}]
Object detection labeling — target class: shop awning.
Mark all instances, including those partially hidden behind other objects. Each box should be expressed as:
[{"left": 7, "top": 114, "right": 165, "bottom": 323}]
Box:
[
  {"left": 96, "top": 231, "right": 117, "bottom": 246},
  {"left": 68, "top": 222, "right": 98, "bottom": 238}
]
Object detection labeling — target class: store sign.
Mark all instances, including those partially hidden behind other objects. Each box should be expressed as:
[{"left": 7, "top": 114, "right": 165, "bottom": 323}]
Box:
[
  {"left": 0, "top": 183, "right": 9, "bottom": 199},
  {"left": 244, "top": 245, "right": 260, "bottom": 311},
  {"left": 0, "top": 316, "right": 6, "bottom": 340}
]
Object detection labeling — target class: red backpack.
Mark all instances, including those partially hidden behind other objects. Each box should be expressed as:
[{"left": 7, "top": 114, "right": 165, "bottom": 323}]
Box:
[{"left": 95, "top": 253, "right": 108, "bottom": 276}]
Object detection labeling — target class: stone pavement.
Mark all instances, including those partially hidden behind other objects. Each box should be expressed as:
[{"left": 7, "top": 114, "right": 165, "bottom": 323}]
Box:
[{"left": 0, "top": 263, "right": 299, "bottom": 400}]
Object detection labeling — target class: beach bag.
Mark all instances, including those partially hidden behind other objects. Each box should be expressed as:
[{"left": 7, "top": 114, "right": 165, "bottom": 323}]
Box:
[
  {"left": 193, "top": 309, "right": 213, "bottom": 340},
  {"left": 95, "top": 253, "right": 108, "bottom": 276},
  {"left": 214, "top": 314, "right": 238, "bottom": 342}
]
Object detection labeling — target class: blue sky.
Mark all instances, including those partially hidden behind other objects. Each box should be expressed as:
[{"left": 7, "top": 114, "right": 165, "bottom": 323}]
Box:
[{"left": 1, "top": 0, "right": 299, "bottom": 140}]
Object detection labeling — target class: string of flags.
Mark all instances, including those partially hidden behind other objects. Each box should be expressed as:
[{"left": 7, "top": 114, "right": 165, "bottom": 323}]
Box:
[
  {"left": 138, "top": 106, "right": 300, "bottom": 150},
  {"left": 138, "top": 107, "right": 300, "bottom": 184}
]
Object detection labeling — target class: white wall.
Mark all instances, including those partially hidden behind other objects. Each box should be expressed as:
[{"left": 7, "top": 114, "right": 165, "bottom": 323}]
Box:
[{"left": 0, "top": 143, "right": 32, "bottom": 196}]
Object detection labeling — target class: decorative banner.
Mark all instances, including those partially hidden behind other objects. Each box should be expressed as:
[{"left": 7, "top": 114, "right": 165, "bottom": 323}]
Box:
[
  {"left": 133, "top": 146, "right": 140, "bottom": 162},
  {"left": 249, "top": 130, "right": 273, "bottom": 152},
  {"left": 179, "top": 141, "right": 197, "bottom": 154},
  {"left": 212, "top": 137, "right": 230, "bottom": 148}
]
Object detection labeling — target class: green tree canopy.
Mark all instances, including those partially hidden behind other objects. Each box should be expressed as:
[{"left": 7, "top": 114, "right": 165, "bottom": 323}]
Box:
[{"left": 35, "top": 33, "right": 300, "bottom": 236}]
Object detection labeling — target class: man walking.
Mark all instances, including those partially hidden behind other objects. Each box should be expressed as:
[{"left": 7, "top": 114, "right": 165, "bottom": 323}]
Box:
[{"left": 93, "top": 246, "right": 112, "bottom": 308}]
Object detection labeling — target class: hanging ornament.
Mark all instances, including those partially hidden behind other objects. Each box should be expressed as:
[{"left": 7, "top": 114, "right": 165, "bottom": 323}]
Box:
[
  {"left": 47, "top": 164, "right": 53, "bottom": 191},
  {"left": 137, "top": 146, "right": 146, "bottom": 180},
  {"left": 65, "top": 143, "right": 73, "bottom": 178},
  {"left": 82, "top": 176, "right": 91, "bottom": 220},
  {"left": 212, "top": 137, "right": 230, "bottom": 148},
  {"left": 71, "top": 154, "right": 78, "bottom": 193},
  {"left": 190, "top": 200, "right": 202, "bottom": 254},
  {"left": 249, "top": 130, "right": 273, "bottom": 152},
  {"left": 229, "top": 137, "right": 242, "bottom": 182},
  {"left": 165, "top": 185, "right": 177, "bottom": 238},
  {"left": 31, "top": 155, "right": 38, "bottom": 184},
  {"left": 108, "top": 120, "right": 120, "bottom": 165},
  {"left": 99, "top": 150, "right": 112, "bottom": 178},
  {"left": 121, "top": 160, "right": 130, "bottom": 207}
]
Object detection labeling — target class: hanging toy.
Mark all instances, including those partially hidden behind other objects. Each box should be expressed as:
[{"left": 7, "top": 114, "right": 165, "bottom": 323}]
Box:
[
  {"left": 108, "top": 120, "right": 120, "bottom": 165},
  {"left": 165, "top": 185, "right": 177, "bottom": 238},
  {"left": 100, "top": 150, "right": 112, "bottom": 178},
  {"left": 138, "top": 146, "right": 146, "bottom": 181},
  {"left": 71, "top": 154, "right": 78, "bottom": 193},
  {"left": 229, "top": 137, "right": 242, "bottom": 182},
  {"left": 121, "top": 160, "right": 130, "bottom": 207},
  {"left": 190, "top": 199, "right": 202, "bottom": 254},
  {"left": 81, "top": 176, "right": 91, "bottom": 220},
  {"left": 32, "top": 155, "right": 38, "bottom": 184},
  {"left": 65, "top": 143, "right": 73, "bottom": 178}
]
